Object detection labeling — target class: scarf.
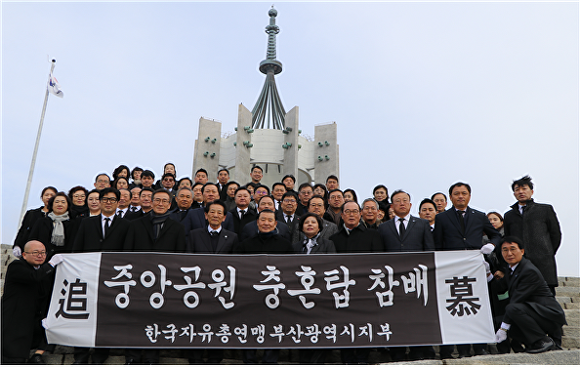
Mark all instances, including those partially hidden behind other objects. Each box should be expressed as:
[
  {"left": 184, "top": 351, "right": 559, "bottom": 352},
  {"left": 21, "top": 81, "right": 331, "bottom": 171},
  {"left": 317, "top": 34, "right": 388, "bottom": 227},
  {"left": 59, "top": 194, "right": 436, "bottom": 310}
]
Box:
[
  {"left": 48, "top": 211, "right": 70, "bottom": 246},
  {"left": 151, "top": 212, "right": 170, "bottom": 240},
  {"left": 303, "top": 233, "right": 320, "bottom": 254}
]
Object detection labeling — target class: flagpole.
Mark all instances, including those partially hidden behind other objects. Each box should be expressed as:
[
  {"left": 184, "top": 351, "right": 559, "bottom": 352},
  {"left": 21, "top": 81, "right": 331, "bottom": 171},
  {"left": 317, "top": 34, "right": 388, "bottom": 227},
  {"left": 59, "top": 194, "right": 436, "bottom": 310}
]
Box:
[{"left": 18, "top": 59, "right": 57, "bottom": 227}]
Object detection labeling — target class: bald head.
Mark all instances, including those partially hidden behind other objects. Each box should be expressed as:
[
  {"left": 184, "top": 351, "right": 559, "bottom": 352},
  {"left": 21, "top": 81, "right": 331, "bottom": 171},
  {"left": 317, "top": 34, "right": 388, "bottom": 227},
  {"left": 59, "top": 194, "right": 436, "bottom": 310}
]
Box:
[{"left": 22, "top": 240, "right": 47, "bottom": 266}]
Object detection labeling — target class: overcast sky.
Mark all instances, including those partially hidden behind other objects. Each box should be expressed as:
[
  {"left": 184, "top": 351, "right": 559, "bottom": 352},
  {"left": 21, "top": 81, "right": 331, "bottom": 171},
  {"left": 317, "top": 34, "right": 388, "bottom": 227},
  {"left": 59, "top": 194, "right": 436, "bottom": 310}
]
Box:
[{"left": 2, "top": 1, "right": 578, "bottom": 276}]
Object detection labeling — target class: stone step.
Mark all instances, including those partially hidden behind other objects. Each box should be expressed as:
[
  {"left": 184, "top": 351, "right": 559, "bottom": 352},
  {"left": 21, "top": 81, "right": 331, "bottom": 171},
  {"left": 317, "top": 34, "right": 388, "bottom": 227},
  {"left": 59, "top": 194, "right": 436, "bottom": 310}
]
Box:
[
  {"left": 564, "top": 309, "right": 579, "bottom": 321},
  {"left": 562, "top": 337, "right": 580, "bottom": 350},
  {"left": 564, "top": 326, "right": 579, "bottom": 337},
  {"left": 557, "top": 287, "right": 580, "bottom": 297},
  {"left": 565, "top": 302, "right": 580, "bottom": 310},
  {"left": 559, "top": 277, "right": 580, "bottom": 287}
]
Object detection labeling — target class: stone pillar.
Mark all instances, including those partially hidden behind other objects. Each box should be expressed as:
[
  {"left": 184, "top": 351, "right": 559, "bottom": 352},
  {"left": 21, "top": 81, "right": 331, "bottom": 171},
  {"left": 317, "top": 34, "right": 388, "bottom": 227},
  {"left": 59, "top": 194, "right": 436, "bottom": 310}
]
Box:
[
  {"left": 192, "top": 117, "right": 222, "bottom": 178},
  {"left": 314, "top": 122, "right": 339, "bottom": 184},
  {"left": 234, "top": 104, "right": 252, "bottom": 184},
  {"left": 282, "top": 106, "right": 299, "bottom": 180}
]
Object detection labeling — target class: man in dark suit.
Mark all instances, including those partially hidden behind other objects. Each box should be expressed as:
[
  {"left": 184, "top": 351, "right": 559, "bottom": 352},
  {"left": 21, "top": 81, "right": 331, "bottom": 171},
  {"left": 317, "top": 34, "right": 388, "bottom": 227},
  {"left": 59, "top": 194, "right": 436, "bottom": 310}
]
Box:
[
  {"left": 240, "top": 196, "right": 292, "bottom": 242},
  {"left": 303, "top": 195, "right": 338, "bottom": 240},
  {"left": 115, "top": 189, "right": 132, "bottom": 218},
  {"left": 186, "top": 200, "right": 237, "bottom": 363},
  {"left": 277, "top": 191, "right": 300, "bottom": 236},
  {"left": 217, "top": 168, "right": 230, "bottom": 196},
  {"left": 503, "top": 176, "right": 562, "bottom": 295},
  {"left": 271, "top": 182, "right": 287, "bottom": 211},
  {"left": 492, "top": 236, "right": 566, "bottom": 353},
  {"left": 123, "top": 189, "right": 186, "bottom": 364},
  {"left": 379, "top": 190, "right": 434, "bottom": 253},
  {"left": 433, "top": 182, "right": 501, "bottom": 358},
  {"left": 124, "top": 187, "right": 154, "bottom": 221},
  {"left": 182, "top": 183, "right": 234, "bottom": 236},
  {"left": 128, "top": 187, "right": 141, "bottom": 213},
  {"left": 71, "top": 188, "right": 129, "bottom": 364},
  {"left": 377, "top": 191, "right": 434, "bottom": 361},
  {"left": 296, "top": 183, "right": 314, "bottom": 216},
  {"left": 418, "top": 198, "right": 437, "bottom": 232},
  {"left": 169, "top": 187, "right": 194, "bottom": 225},
  {"left": 229, "top": 187, "right": 257, "bottom": 235},
  {"left": 360, "top": 198, "right": 380, "bottom": 229}
]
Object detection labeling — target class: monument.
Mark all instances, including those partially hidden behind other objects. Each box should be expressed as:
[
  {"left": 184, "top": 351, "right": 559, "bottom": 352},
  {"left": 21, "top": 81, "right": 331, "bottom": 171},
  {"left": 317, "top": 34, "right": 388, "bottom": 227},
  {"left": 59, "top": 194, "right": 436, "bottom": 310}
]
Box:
[{"left": 192, "top": 7, "right": 339, "bottom": 187}]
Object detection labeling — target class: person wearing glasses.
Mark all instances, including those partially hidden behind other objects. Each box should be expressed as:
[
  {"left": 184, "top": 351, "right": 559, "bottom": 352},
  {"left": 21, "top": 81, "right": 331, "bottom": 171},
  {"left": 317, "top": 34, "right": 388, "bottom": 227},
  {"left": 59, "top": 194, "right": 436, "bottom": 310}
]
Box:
[
  {"left": 68, "top": 185, "right": 89, "bottom": 218},
  {"left": 1, "top": 241, "right": 60, "bottom": 364},
  {"left": 123, "top": 189, "right": 186, "bottom": 365},
  {"left": 251, "top": 184, "right": 270, "bottom": 212},
  {"left": 296, "top": 183, "right": 314, "bottom": 216},
  {"left": 277, "top": 191, "right": 301, "bottom": 237},
  {"left": 329, "top": 200, "right": 384, "bottom": 364}
]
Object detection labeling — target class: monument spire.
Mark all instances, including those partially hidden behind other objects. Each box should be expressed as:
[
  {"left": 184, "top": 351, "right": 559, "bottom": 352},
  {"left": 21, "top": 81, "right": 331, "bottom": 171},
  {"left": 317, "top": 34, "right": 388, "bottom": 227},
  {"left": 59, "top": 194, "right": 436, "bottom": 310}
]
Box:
[{"left": 251, "top": 6, "right": 286, "bottom": 130}]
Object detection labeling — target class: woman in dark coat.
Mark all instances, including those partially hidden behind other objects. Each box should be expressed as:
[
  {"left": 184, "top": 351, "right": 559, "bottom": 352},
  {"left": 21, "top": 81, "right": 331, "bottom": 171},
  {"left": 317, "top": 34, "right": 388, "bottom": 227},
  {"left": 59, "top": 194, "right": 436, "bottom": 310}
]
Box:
[
  {"left": 13, "top": 186, "right": 58, "bottom": 254},
  {"left": 68, "top": 185, "right": 89, "bottom": 219},
  {"left": 292, "top": 213, "right": 335, "bottom": 363},
  {"left": 28, "top": 192, "right": 80, "bottom": 259}
]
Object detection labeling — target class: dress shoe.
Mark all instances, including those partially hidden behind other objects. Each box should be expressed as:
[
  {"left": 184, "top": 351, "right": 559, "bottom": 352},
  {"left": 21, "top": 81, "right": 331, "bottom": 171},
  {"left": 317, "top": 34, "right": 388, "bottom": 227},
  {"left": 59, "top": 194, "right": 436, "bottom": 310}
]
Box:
[
  {"left": 473, "top": 348, "right": 489, "bottom": 356},
  {"left": 526, "top": 337, "right": 554, "bottom": 354},
  {"left": 28, "top": 354, "right": 46, "bottom": 364}
]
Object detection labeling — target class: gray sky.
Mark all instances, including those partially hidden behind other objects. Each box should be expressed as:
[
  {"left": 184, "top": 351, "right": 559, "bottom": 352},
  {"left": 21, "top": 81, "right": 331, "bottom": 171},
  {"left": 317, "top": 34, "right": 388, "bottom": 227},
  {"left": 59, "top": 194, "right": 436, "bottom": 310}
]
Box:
[{"left": 2, "top": 2, "right": 578, "bottom": 277}]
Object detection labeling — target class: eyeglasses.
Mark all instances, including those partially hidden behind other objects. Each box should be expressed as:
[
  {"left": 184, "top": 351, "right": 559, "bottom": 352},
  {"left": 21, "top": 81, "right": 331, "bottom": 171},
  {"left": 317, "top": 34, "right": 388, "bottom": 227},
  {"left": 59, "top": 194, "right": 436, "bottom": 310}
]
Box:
[
  {"left": 343, "top": 209, "right": 360, "bottom": 215},
  {"left": 255, "top": 191, "right": 268, "bottom": 195},
  {"left": 153, "top": 198, "right": 171, "bottom": 204},
  {"left": 25, "top": 251, "right": 47, "bottom": 257},
  {"left": 283, "top": 199, "right": 296, "bottom": 203},
  {"left": 101, "top": 197, "right": 118, "bottom": 203}
]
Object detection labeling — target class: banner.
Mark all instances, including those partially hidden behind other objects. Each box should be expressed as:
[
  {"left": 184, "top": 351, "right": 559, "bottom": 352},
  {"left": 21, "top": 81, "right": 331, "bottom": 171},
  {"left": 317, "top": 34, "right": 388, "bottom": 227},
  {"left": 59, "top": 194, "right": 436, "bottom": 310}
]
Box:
[{"left": 44, "top": 251, "right": 495, "bottom": 349}]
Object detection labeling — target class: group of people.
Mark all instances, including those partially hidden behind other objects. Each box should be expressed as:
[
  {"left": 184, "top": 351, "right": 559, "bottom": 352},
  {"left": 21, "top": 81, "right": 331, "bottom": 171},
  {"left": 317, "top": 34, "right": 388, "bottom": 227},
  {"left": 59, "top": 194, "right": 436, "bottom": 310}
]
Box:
[{"left": 2, "top": 162, "right": 566, "bottom": 364}]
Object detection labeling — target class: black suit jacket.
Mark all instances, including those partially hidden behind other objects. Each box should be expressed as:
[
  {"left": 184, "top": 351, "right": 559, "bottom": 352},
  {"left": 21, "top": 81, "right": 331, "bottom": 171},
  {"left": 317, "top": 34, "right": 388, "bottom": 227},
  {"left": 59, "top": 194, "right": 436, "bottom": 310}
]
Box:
[
  {"left": 491, "top": 257, "right": 566, "bottom": 326},
  {"left": 277, "top": 212, "right": 300, "bottom": 236},
  {"left": 433, "top": 207, "right": 501, "bottom": 251},
  {"left": 123, "top": 213, "right": 186, "bottom": 252},
  {"left": 329, "top": 224, "right": 385, "bottom": 253},
  {"left": 182, "top": 207, "right": 234, "bottom": 235},
  {"left": 240, "top": 220, "right": 292, "bottom": 242},
  {"left": 73, "top": 215, "right": 130, "bottom": 252},
  {"left": 378, "top": 216, "right": 435, "bottom": 252},
  {"left": 28, "top": 217, "right": 81, "bottom": 259},
  {"left": 124, "top": 209, "right": 147, "bottom": 221},
  {"left": 187, "top": 228, "right": 238, "bottom": 254},
  {"left": 229, "top": 207, "right": 257, "bottom": 235}
]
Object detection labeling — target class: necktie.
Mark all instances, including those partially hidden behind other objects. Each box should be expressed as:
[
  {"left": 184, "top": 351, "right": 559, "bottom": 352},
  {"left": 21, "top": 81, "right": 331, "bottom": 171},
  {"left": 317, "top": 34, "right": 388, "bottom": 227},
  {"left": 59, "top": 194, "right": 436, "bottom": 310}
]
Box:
[
  {"left": 521, "top": 206, "right": 526, "bottom": 215},
  {"left": 210, "top": 231, "right": 218, "bottom": 237},
  {"left": 104, "top": 217, "right": 111, "bottom": 238},
  {"left": 131, "top": 206, "right": 137, "bottom": 212},
  {"left": 117, "top": 210, "right": 123, "bottom": 218},
  {"left": 399, "top": 218, "right": 406, "bottom": 238},
  {"left": 457, "top": 210, "right": 466, "bottom": 234},
  {"left": 286, "top": 215, "right": 291, "bottom": 224},
  {"left": 239, "top": 210, "right": 245, "bottom": 220}
]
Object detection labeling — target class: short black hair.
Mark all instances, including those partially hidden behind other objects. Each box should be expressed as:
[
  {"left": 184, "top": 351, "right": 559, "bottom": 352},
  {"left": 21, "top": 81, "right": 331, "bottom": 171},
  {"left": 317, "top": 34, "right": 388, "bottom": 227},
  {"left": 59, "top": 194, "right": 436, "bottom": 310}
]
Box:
[
  {"left": 255, "top": 184, "right": 270, "bottom": 194},
  {"left": 100, "top": 187, "right": 120, "bottom": 201},
  {"left": 391, "top": 190, "right": 410, "bottom": 202},
  {"left": 299, "top": 212, "right": 323, "bottom": 233},
  {"left": 162, "top": 173, "right": 176, "bottom": 180},
  {"left": 281, "top": 191, "right": 299, "bottom": 202},
  {"left": 201, "top": 182, "right": 218, "bottom": 193},
  {"left": 141, "top": 170, "right": 155, "bottom": 179},
  {"left": 272, "top": 182, "right": 286, "bottom": 191},
  {"left": 431, "top": 192, "right": 447, "bottom": 201},
  {"left": 419, "top": 198, "right": 437, "bottom": 211},
  {"left": 245, "top": 182, "right": 256, "bottom": 190},
  {"left": 164, "top": 162, "right": 176, "bottom": 172},
  {"left": 308, "top": 195, "right": 328, "bottom": 209},
  {"left": 234, "top": 186, "right": 251, "bottom": 197},
  {"left": 205, "top": 199, "right": 227, "bottom": 214},
  {"left": 502, "top": 236, "right": 524, "bottom": 249},
  {"left": 131, "top": 166, "right": 143, "bottom": 179},
  {"left": 47, "top": 192, "right": 71, "bottom": 213},
  {"left": 87, "top": 188, "right": 101, "bottom": 198},
  {"left": 511, "top": 175, "right": 534, "bottom": 191},
  {"left": 195, "top": 168, "right": 208, "bottom": 176},
  {"left": 373, "top": 184, "right": 389, "bottom": 199},
  {"left": 328, "top": 189, "right": 344, "bottom": 197},
  {"left": 449, "top": 182, "right": 471, "bottom": 196},
  {"left": 282, "top": 174, "right": 296, "bottom": 184},
  {"left": 251, "top": 165, "right": 263, "bottom": 174},
  {"left": 258, "top": 195, "right": 275, "bottom": 206},
  {"left": 326, "top": 175, "right": 339, "bottom": 183},
  {"left": 41, "top": 186, "right": 58, "bottom": 197},
  {"left": 113, "top": 165, "right": 131, "bottom": 180},
  {"left": 298, "top": 183, "right": 313, "bottom": 192},
  {"left": 218, "top": 168, "right": 229, "bottom": 175},
  {"left": 153, "top": 188, "right": 172, "bottom": 200},
  {"left": 140, "top": 187, "right": 154, "bottom": 196},
  {"left": 178, "top": 177, "right": 192, "bottom": 187},
  {"left": 95, "top": 173, "right": 110, "bottom": 182},
  {"left": 224, "top": 181, "right": 240, "bottom": 193},
  {"left": 314, "top": 183, "right": 327, "bottom": 193},
  {"left": 258, "top": 208, "right": 276, "bottom": 219},
  {"left": 192, "top": 182, "right": 204, "bottom": 190}
]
